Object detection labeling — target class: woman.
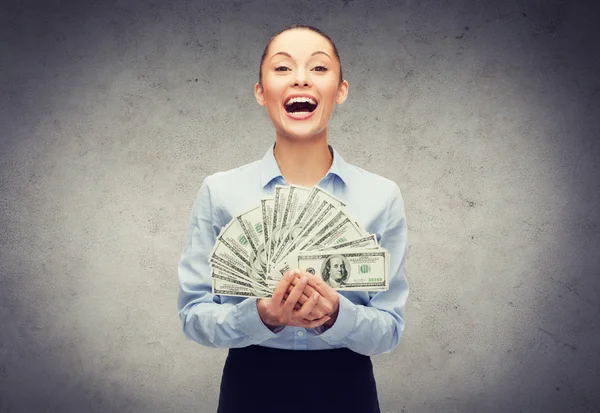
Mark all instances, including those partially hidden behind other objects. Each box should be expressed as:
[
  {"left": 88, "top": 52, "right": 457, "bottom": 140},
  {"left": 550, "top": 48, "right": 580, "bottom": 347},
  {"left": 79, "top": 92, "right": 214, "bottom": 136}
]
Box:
[{"left": 177, "top": 24, "right": 409, "bottom": 413}]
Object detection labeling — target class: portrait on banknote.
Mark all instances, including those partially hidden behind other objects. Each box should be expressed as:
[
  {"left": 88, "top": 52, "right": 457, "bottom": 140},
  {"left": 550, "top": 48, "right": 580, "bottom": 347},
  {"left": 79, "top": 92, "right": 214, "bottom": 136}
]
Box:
[{"left": 321, "top": 254, "right": 350, "bottom": 288}]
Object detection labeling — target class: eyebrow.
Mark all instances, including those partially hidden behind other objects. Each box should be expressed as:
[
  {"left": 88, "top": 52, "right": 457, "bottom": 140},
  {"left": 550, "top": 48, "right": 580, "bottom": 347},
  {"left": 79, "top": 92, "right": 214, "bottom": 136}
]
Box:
[{"left": 270, "top": 51, "right": 332, "bottom": 61}]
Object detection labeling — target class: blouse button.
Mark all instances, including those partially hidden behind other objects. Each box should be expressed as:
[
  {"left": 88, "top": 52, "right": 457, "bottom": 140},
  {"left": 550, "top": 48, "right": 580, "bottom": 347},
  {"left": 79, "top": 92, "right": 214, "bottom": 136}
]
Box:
[{"left": 297, "top": 330, "right": 305, "bottom": 337}]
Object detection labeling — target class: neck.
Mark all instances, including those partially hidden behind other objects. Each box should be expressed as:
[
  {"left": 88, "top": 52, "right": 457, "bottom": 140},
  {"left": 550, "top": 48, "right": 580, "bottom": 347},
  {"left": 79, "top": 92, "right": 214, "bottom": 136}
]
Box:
[{"left": 273, "top": 134, "right": 333, "bottom": 187}]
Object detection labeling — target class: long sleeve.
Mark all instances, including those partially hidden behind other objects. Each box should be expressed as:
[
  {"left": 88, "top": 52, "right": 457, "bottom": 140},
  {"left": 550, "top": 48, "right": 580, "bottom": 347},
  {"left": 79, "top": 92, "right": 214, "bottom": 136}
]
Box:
[
  {"left": 177, "top": 177, "right": 280, "bottom": 348},
  {"left": 316, "top": 184, "right": 409, "bottom": 356}
]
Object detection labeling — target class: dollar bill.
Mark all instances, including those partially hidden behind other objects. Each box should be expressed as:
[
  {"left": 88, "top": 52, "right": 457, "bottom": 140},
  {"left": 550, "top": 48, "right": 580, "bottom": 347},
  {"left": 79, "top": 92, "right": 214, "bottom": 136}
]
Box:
[
  {"left": 212, "top": 278, "right": 272, "bottom": 298},
  {"left": 235, "top": 205, "right": 268, "bottom": 276},
  {"left": 260, "top": 198, "right": 274, "bottom": 267},
  {"left": 315, "top": 233, "right": 379, "bottom": 250},
  {"left": 210, "top": 219, "right": 265, "bottom": 284},
  {"left": 268, "top": 185, "right": 290, "bottom": 272},
  {"left": 214, "top": 211, "right": 271, "bottom": 282},
  {"left": 273, "top": 185, "right": 312, "bottom": 260},
  {"left": 267, "top": 231, "right": 377, "bottom": 285},
  {"left": 211, "top": 266, "right": 272, "bottom": 295},
  {"left": 210, "top": 261, "right": 271, "bottom": 292},
  {"left": 295, "top": 249, "right": 389, "bottom": 291},
  {"left": 209, "top": 240, "right": 250, "bottom": 275}
]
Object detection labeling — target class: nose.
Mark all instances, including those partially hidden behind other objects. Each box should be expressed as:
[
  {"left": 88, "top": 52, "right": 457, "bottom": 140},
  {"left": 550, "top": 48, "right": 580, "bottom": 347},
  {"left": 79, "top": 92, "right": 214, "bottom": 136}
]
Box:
[{"left": 293, "top": 68, "right": 309, "bottom": 86}]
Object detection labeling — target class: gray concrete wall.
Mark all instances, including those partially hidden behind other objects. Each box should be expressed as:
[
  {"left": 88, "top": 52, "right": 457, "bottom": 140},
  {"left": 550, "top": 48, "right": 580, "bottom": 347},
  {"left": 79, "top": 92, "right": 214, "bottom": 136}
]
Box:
[{"left": 1, "top": 0, "right": 599, "bottom": 412}]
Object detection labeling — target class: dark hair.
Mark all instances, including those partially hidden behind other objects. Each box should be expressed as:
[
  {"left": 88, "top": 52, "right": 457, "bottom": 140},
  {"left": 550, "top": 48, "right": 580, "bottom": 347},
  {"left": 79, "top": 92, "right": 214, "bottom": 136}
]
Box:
[{"left": 258, "top": 24, "right": 343, "bottom": 86}]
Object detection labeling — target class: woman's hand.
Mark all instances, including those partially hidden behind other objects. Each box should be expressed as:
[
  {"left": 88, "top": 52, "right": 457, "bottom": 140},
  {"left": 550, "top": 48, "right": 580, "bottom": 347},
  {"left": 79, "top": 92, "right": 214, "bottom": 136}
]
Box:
[
  {"left": 284, "top": 270, "right": 340, "bottom": 326},
  {"left": 257, "top": 270, "right": 331, "bottom": 330}
]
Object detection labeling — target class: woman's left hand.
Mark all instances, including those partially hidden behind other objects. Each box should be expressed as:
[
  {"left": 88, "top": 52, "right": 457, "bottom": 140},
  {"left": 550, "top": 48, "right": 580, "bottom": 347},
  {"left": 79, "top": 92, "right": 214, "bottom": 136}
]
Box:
[{"left": 284, "top": 270, "right": 340, "bottom": 325}]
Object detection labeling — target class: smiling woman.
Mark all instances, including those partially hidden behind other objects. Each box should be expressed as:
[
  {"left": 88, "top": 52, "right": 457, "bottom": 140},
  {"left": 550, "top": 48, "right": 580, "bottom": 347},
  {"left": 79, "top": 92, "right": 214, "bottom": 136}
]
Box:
[
  {"left": 253, "top": 26, "right": 350, "bottom": 185},
  {"left": 177, "top": 24, "right": 409, "bottom": 413}
]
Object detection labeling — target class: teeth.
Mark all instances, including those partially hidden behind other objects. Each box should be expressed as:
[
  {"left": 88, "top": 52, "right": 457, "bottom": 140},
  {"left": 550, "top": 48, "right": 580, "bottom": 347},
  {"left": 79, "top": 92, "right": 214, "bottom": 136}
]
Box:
[
  {"left": 289, "top": 112, "right": 310, "bottom": 116},
  {"left": 285, "top": 97, "right": 317, "bottom": 105}
]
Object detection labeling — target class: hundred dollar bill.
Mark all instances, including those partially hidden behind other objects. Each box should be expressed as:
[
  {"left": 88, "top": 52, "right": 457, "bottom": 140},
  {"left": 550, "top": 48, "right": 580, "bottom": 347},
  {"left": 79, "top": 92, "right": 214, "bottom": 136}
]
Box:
[
  {"left": 267, "top": 185, "right": 290, "bottom": 272},
  {"left": 210, "top": 250, "right": 252, "bottom": 280},
  {"left": 267, "top": 232, "right": 376, "bottom": 284},
  {"left": 295, "top": 249, "right": 389, "bottom": 291},
  {"left": 235, "top": 205, "right": 268, "bottom": 276},
  {"left": 315, "top": 233, "right": 379, "bottom": 250},
  {"left": 211, "top": 267, "right": 272, "bottom": 295},
  {"left": 214, "top": 216, "right": 267, "bottom": 280},
  {"left": 260, "top": 198, "right": 274, "bottom": 267},
  {"left": 210, "top": 221, "right": 265, "bottom": 284},
  {"left": 274, "top": 185, "right": 312, "bottom": 260},
  {"left": 210, "top": 261, "right": 271, "bottom": 292},
  {"left": 212, "top": 278, "right": 272, "bottom": 298}
]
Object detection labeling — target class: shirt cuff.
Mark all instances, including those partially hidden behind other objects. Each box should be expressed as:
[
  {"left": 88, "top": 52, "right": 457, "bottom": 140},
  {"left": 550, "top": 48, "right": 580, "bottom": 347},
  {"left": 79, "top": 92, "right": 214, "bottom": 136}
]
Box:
[
  {"left": 314, "top": 293, "right": 357, "bottom": 344},
  {"left": 236, "top": 298, "right": 281, "bottom": 342}
]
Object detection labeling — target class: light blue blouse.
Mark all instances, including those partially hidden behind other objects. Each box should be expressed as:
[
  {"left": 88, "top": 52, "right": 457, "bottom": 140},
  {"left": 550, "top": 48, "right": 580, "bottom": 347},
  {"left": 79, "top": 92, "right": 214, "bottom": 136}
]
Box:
[{"left": 177, "top": 143, "right": 409, "bottom": 356}]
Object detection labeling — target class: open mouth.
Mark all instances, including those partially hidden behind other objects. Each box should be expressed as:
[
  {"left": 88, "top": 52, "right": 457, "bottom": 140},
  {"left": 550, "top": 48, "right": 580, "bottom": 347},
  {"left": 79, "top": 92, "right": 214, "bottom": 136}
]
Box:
[{"left": 284, "top": 97, "right": 318, "bottom": 115}]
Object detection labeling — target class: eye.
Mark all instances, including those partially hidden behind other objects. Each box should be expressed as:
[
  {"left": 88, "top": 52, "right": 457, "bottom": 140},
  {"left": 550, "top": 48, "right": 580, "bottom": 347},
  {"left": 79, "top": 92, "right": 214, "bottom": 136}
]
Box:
[
  {"left": 275, "top": 66, "right": 289, "bottom": 71},
  {"left": 313, "top": 66, "right": 328, "bottom": 72}
]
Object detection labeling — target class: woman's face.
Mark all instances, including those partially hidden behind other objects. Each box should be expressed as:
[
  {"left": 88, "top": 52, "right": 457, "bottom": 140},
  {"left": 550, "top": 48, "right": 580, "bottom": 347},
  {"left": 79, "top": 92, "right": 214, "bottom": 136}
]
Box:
[{"left": 255, "top": 29, "right": 348, "bottom": 142}]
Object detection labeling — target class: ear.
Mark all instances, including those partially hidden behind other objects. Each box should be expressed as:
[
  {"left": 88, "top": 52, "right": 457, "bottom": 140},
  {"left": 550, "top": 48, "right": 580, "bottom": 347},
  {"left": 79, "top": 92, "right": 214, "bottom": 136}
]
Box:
[
  {"left": 255, "top": 82, "right": 266, "bottom": 107},
  {"left": 335, "top": 80, "right": 349, "bottom": 105}
]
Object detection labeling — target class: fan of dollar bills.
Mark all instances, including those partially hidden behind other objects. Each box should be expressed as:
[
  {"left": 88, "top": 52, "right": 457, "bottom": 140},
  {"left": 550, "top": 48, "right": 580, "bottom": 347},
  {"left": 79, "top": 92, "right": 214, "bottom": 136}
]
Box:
[{"left": 210, "top": 184, "right": 390, "bottom": 297}]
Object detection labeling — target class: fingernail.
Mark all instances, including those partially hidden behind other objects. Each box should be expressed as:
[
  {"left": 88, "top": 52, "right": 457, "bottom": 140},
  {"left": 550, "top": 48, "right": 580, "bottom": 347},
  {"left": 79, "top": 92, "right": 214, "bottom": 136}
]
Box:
[
  {"left": 287, "top": 271, "right": 294, "bottom": 278},
  {"left": 313, "top": 292, "right": 319, "bottom": 300},
  {"left": 301, "top": 277, "right": 308, "bottom": 284}
]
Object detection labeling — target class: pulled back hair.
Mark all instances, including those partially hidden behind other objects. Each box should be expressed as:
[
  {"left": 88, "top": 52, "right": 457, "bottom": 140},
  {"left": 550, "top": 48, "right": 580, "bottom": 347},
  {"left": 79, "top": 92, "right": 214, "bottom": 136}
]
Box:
[{"left": 258, "top": 24, "right": 343, "bottom": 86}]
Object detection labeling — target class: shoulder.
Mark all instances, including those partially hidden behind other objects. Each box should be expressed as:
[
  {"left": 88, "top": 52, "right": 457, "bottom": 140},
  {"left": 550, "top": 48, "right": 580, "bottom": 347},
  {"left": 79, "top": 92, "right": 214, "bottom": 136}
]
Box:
[
  {"left": 199, "top": 159, "right": 263, "bottom": 206},
  {"left": 343, "top": 162, "right": 402, "bottom": 203},
  {"left": 203, "top": 159, "right": 262, "bottom": 189},
  {"left": 337, "top": 159, "right": 405, "bottom": 235},
  {"left": 198, "top": 159, "right": 265, "bottom": 227}
]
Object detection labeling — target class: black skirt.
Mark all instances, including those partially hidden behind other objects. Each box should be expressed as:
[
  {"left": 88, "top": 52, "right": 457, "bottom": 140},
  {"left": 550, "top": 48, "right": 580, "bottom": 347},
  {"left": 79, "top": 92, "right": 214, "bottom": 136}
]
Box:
[{"left": 217, "top": 345, "right": 380, "bottom": 413}]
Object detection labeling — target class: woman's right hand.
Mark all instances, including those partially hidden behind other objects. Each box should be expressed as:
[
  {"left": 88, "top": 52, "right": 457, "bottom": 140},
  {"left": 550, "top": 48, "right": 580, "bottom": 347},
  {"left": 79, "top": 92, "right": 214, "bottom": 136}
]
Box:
[{"left": 257, "top": 269, "right": 331, "bottom": 330}]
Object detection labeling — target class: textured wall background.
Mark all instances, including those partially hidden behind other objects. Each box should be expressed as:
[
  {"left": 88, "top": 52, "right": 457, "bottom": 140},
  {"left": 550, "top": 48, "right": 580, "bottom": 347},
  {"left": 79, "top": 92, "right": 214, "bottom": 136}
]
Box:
[{"left": 1, "top": 0, "right": 599, "bottom": 412}]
